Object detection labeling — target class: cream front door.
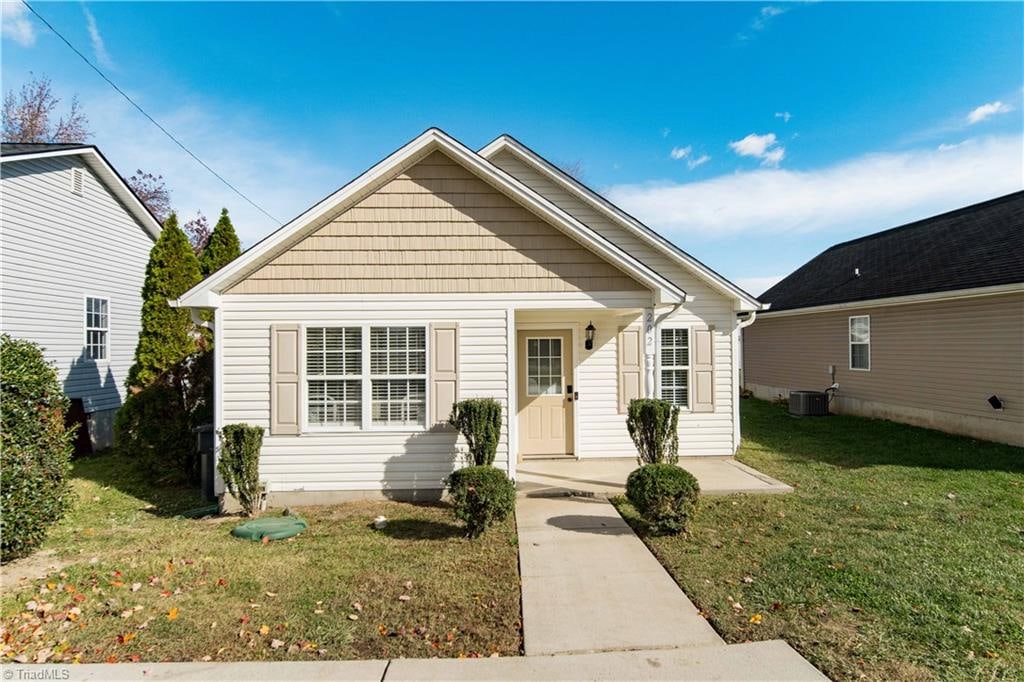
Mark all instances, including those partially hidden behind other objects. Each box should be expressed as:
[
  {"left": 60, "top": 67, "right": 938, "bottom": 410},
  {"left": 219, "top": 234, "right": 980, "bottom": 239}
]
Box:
[{"left": 517, "top": 330, "right": 573, "bottom": 458}]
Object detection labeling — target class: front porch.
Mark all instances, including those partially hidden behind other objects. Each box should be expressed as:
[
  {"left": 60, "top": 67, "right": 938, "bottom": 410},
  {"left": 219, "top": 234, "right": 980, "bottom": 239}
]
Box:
[{"left": 516, "top": 457, "right": 793, "bottom": 496}]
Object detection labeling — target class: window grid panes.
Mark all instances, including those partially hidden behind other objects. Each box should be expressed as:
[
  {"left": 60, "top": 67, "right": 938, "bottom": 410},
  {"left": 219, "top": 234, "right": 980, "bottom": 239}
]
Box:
[
  {"left": 370, "top": 327, "right": 427, "bottom": 426},
  {"left": 84, "top": 297, "right": 108, "bottom": 360},
  {"left": 660, "top": 328, "right": 689, "bottom": 407},
  {"left": 306, "top": 327, "right": 362, "bottom": 427},
  {"left": 849, "top": 316, "right": 870, "bottom": 370},
  {"left": 526, "top": 337, "right": 563, "bottom": 396}
]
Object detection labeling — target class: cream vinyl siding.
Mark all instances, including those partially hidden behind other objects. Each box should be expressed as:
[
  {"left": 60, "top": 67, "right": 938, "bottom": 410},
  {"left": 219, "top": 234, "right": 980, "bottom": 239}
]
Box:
[
  {"left": 0, "top": 155, "right": 153, "bottom": 413},
  {"left": 491, "top": 151, "right": 738, "bottom": 455},
  {"left": 220, "top": 296, "right": 511, "bottom": 492},
  {"left": 229, "top": 151, "right": 644, "bottom": 295},
  {"left": 743, "top": 292, "right": 1024, "bottom": 445},
  {"left": 518, "top": 309, "right": 736, "bottom": 457}
]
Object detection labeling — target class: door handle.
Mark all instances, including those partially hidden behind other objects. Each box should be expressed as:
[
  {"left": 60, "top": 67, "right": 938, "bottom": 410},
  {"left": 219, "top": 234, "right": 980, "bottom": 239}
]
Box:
[{"left": 567, "top": 384, "right": 574, "bottom": 402}]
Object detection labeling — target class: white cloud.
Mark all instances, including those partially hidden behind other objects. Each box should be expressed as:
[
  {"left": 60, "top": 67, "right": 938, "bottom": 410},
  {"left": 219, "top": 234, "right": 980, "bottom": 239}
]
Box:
[
  {"left": 751, "top": 5, "right": 788, "bottom": 31},
  {"left": 774, "top": 111, "right": 792, "bottom": 123},
  {"left": 82, "top": 6, "right": 114, "bottom": 69},
  {"left": 729, "top": 132, "right": 786, "bottom": 167},
  {"left": 735, "top": 275, "right": 784, "bottom": 296},
  {"left": 2, "top": 1, "right": 36, "bottom": 46},
  {"left": 670, "top": 145, "right": 691, "bottom": 160},
  {"left": 687, "top": 153, "right": 711, "bottom": 170},
  {"left": 937, "top": 141, "right": 966, "bottom": 152},
  {"left": 967, "top": 100, "right": 1013, "bottom": 125},
  {"left": 605, "top": 134, "right": 1023, "bottom": 238},
  {"left": 83, "top": 90, "right": 346, "bottom": 245},
  {"left": 661, "top": 127, "right": 671, "bottom": 138}
]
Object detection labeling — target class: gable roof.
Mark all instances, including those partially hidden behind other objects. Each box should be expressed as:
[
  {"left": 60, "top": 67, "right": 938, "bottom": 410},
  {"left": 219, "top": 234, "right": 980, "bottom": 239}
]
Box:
[
  {"left": 176, "top": 128, "right": 690, "bottom": 307},
  {"left": 1, "top": 142, "right": 162, "bottom": 240},
  {"left": 478, "top": 134, "right": 763, "bottom": 311},
  {"left": 760, "top": 191, "right": 1024, "bottom": 313}
]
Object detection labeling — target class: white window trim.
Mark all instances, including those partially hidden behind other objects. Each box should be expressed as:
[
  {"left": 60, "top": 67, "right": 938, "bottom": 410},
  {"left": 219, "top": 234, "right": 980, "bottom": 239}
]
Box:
[
  {"left": 83, "top": 294, "right": 110, "bottom": 362},
  {"left": 656, "top": 324, "right": 691, "bottom": 411},
  {"left": 849, "top": 315, "right": 871, "bottom": 372},
  {"left": 301, "top": 323, "right": 429, "bottom": 434}
]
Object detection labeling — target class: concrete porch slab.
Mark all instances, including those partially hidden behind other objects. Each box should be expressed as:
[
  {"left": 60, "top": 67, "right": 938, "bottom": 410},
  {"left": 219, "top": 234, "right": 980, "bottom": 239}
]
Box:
[{"left": 517, "top": 456, "right": 793, "bottom": 497}]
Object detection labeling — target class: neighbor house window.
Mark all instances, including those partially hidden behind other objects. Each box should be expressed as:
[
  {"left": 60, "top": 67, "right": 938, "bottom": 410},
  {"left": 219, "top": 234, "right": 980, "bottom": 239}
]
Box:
[
  {"left": 306, "top": 327, "right": 362, "bottom": 427},
  {"left": 849, "top": 315, "right": 871, "bottom": 370},
  {"left": 659, "top": 327, "right": 689, "bottom": 407},
  {"left": 370, "top": 327, "right": 427, "bottom": 426},
  {"left": 84, "top": 297, "right": 109, "bottom": 360}
]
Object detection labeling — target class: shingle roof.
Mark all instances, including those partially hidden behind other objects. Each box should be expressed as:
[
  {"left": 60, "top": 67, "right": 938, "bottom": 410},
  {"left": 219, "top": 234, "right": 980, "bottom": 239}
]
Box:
[
  {"left": 1, "top": 142, "right": 92, "bottom": 156},
  {"left": 760, "top": 191, "right": 1024, "bottom": 312}
]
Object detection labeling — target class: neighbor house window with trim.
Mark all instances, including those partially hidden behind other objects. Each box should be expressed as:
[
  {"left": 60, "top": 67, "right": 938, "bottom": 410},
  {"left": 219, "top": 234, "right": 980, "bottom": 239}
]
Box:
[
  {"left": 660, "top": 327, "right": 689, "bottom": 407},
  {"left": 84, "top": 297, "right": 109, "bottom": 360},
  {"left": 306, "top": 327, "right": 362, "bottom": 427},
  {"left": 849, "top": 315, "right": 871, "bottom": 370},
  {"left": 370, "top": 327, "right": 426, "bottom": 427}
]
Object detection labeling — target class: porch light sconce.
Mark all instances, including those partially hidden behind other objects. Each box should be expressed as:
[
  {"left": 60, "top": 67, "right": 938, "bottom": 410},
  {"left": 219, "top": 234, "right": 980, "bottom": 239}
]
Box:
[
  {"left": 988, "top": 395, "right": 1003, "bottom": 411},
  {"left": 585, "top": 321, "right": 596, "bottom": 351}
]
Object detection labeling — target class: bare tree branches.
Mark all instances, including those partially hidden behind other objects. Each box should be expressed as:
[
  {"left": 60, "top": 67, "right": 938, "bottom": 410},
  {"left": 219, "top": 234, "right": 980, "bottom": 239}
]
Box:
[
  {"left": 2, "top": 75, "right": 89, "bottom": 143},
  {"left": 126, "top": 170, "right": 172, "bottom": 223}
]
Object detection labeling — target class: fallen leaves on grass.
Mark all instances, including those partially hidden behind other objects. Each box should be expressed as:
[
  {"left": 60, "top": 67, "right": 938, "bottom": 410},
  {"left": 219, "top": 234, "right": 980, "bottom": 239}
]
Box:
[{"left": 166, "top": 607, "right": 179, "bottom": 621}]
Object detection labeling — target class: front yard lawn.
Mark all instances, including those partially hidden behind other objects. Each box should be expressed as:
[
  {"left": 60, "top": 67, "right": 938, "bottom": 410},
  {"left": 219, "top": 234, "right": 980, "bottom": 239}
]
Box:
[
  {"left": 616, "top": 399, "right": 1024, "bottom": 681},
  {"left": 1, "top": 454, "right": 522, "bottom": 663}
]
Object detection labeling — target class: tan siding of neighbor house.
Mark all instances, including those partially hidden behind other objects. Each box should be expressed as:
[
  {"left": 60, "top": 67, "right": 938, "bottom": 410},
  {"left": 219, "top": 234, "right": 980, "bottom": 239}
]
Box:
[
  {"left": 228, "top": 151, "right": 645, "bottom": 295},
  {"left": 743, "top": 292, "right": 1024, "bottom": 446}
]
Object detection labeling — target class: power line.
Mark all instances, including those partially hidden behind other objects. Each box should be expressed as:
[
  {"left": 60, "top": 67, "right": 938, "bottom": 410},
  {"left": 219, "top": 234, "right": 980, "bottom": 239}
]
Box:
[{"left": 20, "top": 0, "right": 281, "bottom": 225}]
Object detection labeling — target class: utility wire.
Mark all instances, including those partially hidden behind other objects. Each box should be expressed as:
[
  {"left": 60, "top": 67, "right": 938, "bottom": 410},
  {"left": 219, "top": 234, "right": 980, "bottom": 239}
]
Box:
[{"left": 20, "top": 0, "right": 281, "bottom": 225}]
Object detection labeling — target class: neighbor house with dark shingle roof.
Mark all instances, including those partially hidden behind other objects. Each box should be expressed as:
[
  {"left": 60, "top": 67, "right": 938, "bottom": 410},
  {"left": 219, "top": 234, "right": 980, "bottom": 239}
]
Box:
[{"left": 743, "top": 191, "right": 1024, "bottom": 446}]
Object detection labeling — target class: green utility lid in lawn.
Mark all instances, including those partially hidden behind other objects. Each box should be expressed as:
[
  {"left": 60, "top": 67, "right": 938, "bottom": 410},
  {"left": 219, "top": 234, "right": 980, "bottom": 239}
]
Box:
[{"left": 231, "top": 515, "right": 308, "bottom": 541}]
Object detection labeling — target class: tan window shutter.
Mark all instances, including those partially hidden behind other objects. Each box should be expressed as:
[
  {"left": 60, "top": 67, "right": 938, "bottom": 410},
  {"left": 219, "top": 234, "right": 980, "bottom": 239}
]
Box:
[
  {"left": 691, "top": 326, "right": 715, "bottom": 413},
  {"left": 617, "top": 326, "right": 644, "bottom": 414},
  {"left": 430, "top": 322, "right": 459, "bottom": 425},
  {"left": 270, "top": 324, "right": 301, "bottom": 435}
]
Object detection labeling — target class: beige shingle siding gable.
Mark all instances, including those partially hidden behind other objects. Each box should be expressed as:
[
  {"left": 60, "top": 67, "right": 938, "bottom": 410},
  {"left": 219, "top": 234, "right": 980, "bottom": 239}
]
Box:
[{"left": 228, "top": 151, "right": 646, "bottom": 295}]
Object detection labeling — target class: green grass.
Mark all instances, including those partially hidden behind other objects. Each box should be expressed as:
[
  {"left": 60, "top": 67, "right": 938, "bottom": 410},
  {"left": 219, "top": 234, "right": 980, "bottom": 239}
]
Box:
[
  {"left": 615, "top": 399, "right": 1024, "bottom": 681},
  {"left": 1, "top": 454, "right": 521, "bottom": 663}
]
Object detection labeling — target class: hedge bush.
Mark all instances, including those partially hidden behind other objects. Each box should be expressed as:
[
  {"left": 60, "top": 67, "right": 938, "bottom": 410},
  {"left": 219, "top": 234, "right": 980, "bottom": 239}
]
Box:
[
  {"left": 448, "top": 398, "right": 502, "bottom": 466},
  {"left": 114, "top": 379, "right": 195, "bottom": 481},
  {"left": 218, "top": 423, "right": 265, "bottom": 516},
  {"left": 626, "top": 398, "right": 680, "bottom": 465},
  {"left": 0, "top": 335, "right": 77, "bottom": 560},
  {"left": 625, "top": 463, "right": 700, "bottom": 535},
  {"left": 447, "top": 465, "right": 516, "bottom": 538}
]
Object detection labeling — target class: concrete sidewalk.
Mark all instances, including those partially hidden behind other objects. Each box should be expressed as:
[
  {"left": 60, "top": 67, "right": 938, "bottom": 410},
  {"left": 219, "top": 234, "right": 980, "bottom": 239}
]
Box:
[
  {"left": 12, "top": 641, "right": 826, "bottom": 681},
  {"left": 517, "top": 457, "right": 793, "bottom": 498}
]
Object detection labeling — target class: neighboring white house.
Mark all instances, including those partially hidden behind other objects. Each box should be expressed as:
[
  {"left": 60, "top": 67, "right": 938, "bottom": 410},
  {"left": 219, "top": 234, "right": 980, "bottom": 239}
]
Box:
[
  {"left": 1, "top": 143, "right": 161, "bottom": 449},
  {"left": 174, "top": 129, "right": 763, "bottom": 502}
]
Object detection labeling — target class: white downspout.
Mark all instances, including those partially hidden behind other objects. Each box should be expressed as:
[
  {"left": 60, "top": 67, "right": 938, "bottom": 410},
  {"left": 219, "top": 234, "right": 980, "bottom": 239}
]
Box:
[
  {"left": 644, "top": 301, "right": 685, "bottom": 398},
  {"left": 732, "top": 311, "right": 758, "bottom": 454}
]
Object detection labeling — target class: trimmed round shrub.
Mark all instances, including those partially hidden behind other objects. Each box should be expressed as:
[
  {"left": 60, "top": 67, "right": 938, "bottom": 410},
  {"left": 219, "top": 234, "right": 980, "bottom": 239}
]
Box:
[
  {"left": 0, "top": 335, "right": 76, "bottom": 560},
  {"left": 625, "top": 463, "right": 700, "bottom": 535},
  {"left": 447, "top": 465, "right": 516, "bottom": 538}
]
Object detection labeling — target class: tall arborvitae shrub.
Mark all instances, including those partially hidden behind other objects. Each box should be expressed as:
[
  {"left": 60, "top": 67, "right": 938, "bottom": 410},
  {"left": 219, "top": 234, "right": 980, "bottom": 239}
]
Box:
[
  {"left": 448, "top": 398, "right": 502, "bottom": 466},
  {"left": 126, "top": 213, "right": 202, "bottom": 388},
  {"left": 0, "top": 335, "right": 76, "bottom": 560},
  {"left": 218, "top": 424, "right": 265, "bottom": 516},
  {"left": 626, "top": 398, "right": 680, "bottom": 465},
  {"left": 199, "top": 208, "right": 241, "bottom": 277}
]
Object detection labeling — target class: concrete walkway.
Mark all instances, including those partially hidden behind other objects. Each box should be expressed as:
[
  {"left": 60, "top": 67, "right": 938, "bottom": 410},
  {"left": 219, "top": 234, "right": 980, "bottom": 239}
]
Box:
[{"left": 518, "top": 457, "right": 792, "bottom": 497}]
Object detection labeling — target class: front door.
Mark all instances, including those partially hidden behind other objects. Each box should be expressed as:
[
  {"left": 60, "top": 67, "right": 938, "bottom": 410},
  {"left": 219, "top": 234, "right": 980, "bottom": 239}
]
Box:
[{"left": 517, "top": 330, "right": 573, "bottom": 458}]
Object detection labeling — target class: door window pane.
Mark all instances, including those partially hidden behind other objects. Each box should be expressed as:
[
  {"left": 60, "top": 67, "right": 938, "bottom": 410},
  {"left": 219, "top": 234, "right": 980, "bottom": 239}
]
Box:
[{"left": 526, "top": 337, "right": 563, "bottom": 396}]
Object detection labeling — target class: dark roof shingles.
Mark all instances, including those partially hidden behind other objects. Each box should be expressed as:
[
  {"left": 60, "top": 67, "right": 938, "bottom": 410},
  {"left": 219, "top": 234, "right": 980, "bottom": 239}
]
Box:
[
  {"left": 1, "top": 142, "right": 91, "bottom": 156},
  {"left": 760, "top": 191, "right": 1024, "bottom": 312}
]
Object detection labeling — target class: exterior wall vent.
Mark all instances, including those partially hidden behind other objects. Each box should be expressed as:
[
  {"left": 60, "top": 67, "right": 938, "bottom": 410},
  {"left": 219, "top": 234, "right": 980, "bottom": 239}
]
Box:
[
  {"left": 788, "top": 390, "right": 830, "bottom": 417},
  {"left": 70, "top": 167, "right": 84, "bottom": 196}
]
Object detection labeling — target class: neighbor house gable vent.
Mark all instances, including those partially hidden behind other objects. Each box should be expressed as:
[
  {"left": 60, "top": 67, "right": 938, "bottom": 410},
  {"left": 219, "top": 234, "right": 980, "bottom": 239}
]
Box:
[{"left": 70, "top": 167, "right": 85, "bottom": 196}]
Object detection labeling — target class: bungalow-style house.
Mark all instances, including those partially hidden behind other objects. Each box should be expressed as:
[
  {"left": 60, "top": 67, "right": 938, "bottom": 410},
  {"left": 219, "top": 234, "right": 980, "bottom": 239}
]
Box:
[
  {"left": 174, "top": 129, "right": 763, "bottom": 502},
  {"left": 1, "top": 143, "right": 161, "bottom": 450},
  {"left": 744, "top": 191, "right": 1024, "bottom": 446}
]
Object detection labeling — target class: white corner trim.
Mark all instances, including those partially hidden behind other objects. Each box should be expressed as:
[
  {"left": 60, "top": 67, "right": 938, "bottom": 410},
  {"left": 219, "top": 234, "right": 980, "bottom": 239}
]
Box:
[
  {"left": 758, "top": 282, "right": 1024, "bottom": 318},
  {"left": 478, "top": 135, "right": 763, "bottom": 311},
  {"left": 2, "top": 146, "right": 162, "bottom": 239},
  {"left": 174, "top": 128, "right": 687, "bottom": 308}
]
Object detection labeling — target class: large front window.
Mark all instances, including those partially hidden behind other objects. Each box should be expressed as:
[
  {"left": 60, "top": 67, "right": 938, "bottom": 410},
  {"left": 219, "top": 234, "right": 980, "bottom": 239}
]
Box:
[
  {"left": 305, "top": 325, "right": 426, "bottom": 429},
  {"left": 659, "top": 327, "right": 689, "bottom": 407}
]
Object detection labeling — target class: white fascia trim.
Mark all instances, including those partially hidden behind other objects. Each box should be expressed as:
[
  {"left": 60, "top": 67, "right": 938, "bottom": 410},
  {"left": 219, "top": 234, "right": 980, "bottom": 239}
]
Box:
[
  {"left": 176, "top": 128, "right": 686, "bottom": 309},
  {"left": 478, "top": 135, "right": 763, "bottom": 312},
  {"left": 2, "top": 147, "right": 162, "bottom": 239},
  {"left": 758, "top": 282, "right": 1024, "bottom": 318}
]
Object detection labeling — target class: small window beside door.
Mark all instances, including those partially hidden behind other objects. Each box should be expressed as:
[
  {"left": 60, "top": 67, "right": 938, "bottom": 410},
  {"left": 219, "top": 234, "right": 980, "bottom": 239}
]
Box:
[
  {"left": 84, "top": 297, "right": 109, "bottom": 360},
  {"left": 526, "top": 337, "right": 563, "bottom": 396},
  {"left": 849, "top": 315, "right": 870, "bottom": 371}
]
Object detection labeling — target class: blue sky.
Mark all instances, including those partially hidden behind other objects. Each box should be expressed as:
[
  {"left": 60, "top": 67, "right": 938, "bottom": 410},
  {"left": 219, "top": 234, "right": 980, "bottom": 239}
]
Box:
[{"left": 3, "top": 1, "right": 1022, "bottom": 294}]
